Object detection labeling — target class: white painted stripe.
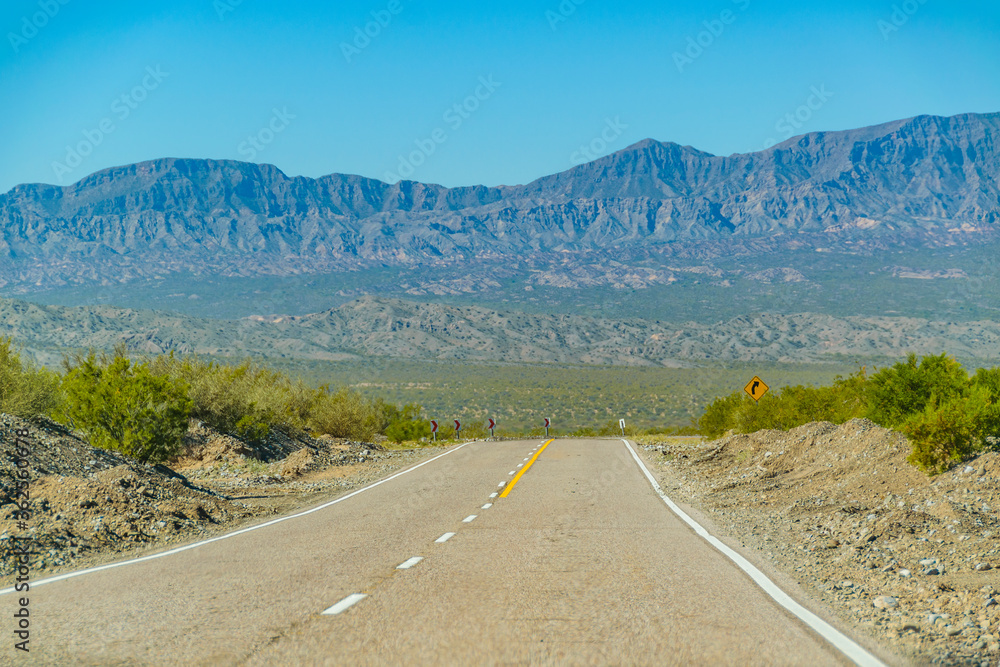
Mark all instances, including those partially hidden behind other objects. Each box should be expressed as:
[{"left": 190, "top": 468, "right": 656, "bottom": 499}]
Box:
[
  {"left": 463, "top": 515, "right": 477, "bottom": 523},
  {"left": 435, "top": 532, "right": 456, "bottom": 543},
  {"left": 489, "top": 492, "right": 498, "bottom": 499},
  {"left": 322, "top": 593, "right": 367, "bottom": 615},
  {"left": 508, "top": 471, "right": 516, "bottom": 475},
  {"left": 0, "top": 442, "right": 476, "bottom": 596},
  {"left": 620, "top": 439, "right": 885, "bottom": 667},
  {"left": 498, "top": 481, "right": 506, "bottom": 487},
  {"left": 397, "top": 556, "right": 424, "bottom": 570},
  {"left": 481, "top": 503, "right": 493, "bottom": 509},
  {"left": 517, "top": 464, "right": 523, "bottom": 468},
  {"left": 523, "top": 458, "right": 530, "bottom": 461}
]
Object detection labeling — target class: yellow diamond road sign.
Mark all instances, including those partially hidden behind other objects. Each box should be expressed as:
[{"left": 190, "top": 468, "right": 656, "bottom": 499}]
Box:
[{"left": 745, "top": 376, "right": 769, "bottom": 402}]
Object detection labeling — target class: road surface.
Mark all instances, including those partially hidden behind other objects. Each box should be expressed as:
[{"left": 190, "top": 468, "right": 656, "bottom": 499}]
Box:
[{"left": 3, "top": 439, "right": 890, "bottom": 665}]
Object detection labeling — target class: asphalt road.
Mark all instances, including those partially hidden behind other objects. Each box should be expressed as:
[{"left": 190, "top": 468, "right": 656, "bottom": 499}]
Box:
[{"left": 4, "top": 439, "right": 889, "bottom": 666}]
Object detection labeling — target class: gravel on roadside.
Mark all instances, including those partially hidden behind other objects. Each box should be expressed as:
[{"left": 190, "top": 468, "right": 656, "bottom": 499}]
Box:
[
  {"left": 641, "top": 419, "right": 999, "bottom": 667},
  {"left": 0, "top": 414, "right": 441, "bottom": 585}
]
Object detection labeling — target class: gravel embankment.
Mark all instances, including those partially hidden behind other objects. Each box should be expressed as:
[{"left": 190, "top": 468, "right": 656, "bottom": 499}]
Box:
[
  {"left": 642, "top": 419, "right": 999, "bottom": 666},
  {"left": 0, "top": 414, "right": 439, "bottom": 583}
]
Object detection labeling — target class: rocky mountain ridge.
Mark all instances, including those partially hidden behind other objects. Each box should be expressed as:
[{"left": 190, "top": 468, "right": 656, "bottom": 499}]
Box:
[{"left": 1, "top": 112, "right": 998, "bottom": 290}]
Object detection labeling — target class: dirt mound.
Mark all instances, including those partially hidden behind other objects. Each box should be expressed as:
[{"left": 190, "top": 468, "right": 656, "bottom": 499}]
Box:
[
  {"left": 1, "top": 413, "right": 423, "bottom": 580},
  {"left": 645, "top": 420, "right": 1000, "bottom": 666},
  {"left": 1, "top": 414, "right": 134, "bottom": 483},
  {"left": 697, "top": 418, "right": 928, "bottom": 502},
  {"left": 276, "top": 448, "right": 314, "bottom": 478},
  {"left": 3, "top": 464, "right": 262, "bottom": 572}
]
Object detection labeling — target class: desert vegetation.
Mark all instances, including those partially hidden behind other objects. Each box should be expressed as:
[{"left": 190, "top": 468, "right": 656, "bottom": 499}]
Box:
[
  {"left": 0, "top": 338, "right": 429, "bottom": 464},
  {"left": 699, "top": 352, "right": 1000, "bottom": 473},
  {"left": 3, "top": 334, "right": 997, "bottom": 474},
  {"left": 0, "top": 338, "right": 60, "bottom": 418}
]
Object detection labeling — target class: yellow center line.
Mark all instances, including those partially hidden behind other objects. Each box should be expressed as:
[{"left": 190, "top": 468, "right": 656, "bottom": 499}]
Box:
[{"left": 499, "top": 439, "right": 553, "bottom": 498}]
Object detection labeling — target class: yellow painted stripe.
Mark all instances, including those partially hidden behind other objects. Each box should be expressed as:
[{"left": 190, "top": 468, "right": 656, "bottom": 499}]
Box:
[{"left": 499, "top": 439, "right": 553, "bottom": 498}]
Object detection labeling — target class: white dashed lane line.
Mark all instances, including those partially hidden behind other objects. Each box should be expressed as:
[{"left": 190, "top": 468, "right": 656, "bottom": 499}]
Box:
[
  {"left": 329, "top": 442, "right": 554, "bottom": 620},
  {"left": 396, "top": 557, "right": 424, "bottom": 570},
  {"left": 1, "top": 442, "right": 476, "bottom": 597},
  {"left": 322, "top": 593, "right": 367, "bottom": 616}
]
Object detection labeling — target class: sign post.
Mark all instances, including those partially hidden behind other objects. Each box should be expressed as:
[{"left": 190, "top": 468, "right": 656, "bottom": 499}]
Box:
[
  {"left": 744, "top": 376, "right": 770, "bottom": 403},
  {"left": 544, "top": 418, "right": 551, "bottom": 438},
  {"left": 454, "top": 419, "right": 461, "bottom": 439},
  {"left": 430, "top": 420, "right": 438, "bottom": 442},
  {"left": 488, "top": 418, "right": 496, "bottom": 439},
  {"left": 619, "top": 418, "right": 626, "bottom": 437}
]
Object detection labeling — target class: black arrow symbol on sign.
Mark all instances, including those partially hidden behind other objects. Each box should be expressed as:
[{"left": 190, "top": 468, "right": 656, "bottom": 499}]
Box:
[{"left": 752, "top": 381, "right": 760, "bottom": 394}]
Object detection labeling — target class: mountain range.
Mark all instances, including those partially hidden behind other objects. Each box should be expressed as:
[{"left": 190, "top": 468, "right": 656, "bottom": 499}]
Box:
[{"left": 2, "top": 112, "right": 998, "bottom": 291}]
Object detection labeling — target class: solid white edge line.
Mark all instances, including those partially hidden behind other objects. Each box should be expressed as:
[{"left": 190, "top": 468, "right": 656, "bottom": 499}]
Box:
[
  {"left": 0, "top": 442, "right": 476, "bottom": 596},
  {"left": 435, "top": 532, "right": 456, "bottom": 543},
  {"left": 620, "top": 439, "right": 885, "bottom": 667},
  {"left": 462, "top": 515, "right": 477, "bottom": 523},
  {"left": 322, "top": 593, "right": 368, "bottom": 615},
  {"left": 396, "top": 556, "right": 424, "bottom": 570}
]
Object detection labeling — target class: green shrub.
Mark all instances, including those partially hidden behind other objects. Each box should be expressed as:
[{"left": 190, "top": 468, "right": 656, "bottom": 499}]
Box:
[
  {"left": 384, "top": 404, "right": 432, "bottom": 443},
  {"left": 147, "top": 354, "right": 321, "bottom": 439},
  {"left": 971, "top": 367, "right": 1000, "bottom": 401},
  {"left": 461, "top": 420, "right": 489, "bottom": 440},
  {"left": 307, "top": 387, "right": 385, "bottom": 441},
  {"left": 595, "top": 418, "right": 635, "bottom": 436},
  {"left": 902, "top": 385, "right": 1000, "bottom": 473},
  {"left": 698, "top": 391, "right": 748, "bottom": 439},
  {"left": 233, "top": 414, "right": 270, "bottom": 444},
  {"left": 697, "top": 368, "right": 871, "bottom": 439},
  {"left": 696, "top": 353, "right": 1000, "bottom": 475},
  {"left": 0, "top": 338, "right": 60, "bottom": 418},
  {"left": 865, "top": 353, "right": 969, "bottom": 428},
  {"left": 58, "top": 349, "right": 191, "bottom": 463},
  {"left": 148, "top": 353, "right": 415, "bottom": 443}
]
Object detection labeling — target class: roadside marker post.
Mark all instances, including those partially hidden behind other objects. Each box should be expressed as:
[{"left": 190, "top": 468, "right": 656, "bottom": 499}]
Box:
[
  {"left": 454, "top": 419, "right": 461, "bottom": 439},
  {"left": 430, "top": 420, "right": 438, "bottom": 442},
  {"left": 488, "top": 418, "right": 496, "bottom": 439},
  {"left": 619, "top": 418, "right": 626, "bottom": 437},
  {"left": 744, "top": 376, "right": 770, "bottom": 403},
  {"left": 544, "top": 418, "right": 551, "bottom": 438}
]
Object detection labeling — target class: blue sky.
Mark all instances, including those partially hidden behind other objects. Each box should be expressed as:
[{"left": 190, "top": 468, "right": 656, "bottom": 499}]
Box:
[{"left": 1, "top": 0, "right": 998, "bottom": 193}]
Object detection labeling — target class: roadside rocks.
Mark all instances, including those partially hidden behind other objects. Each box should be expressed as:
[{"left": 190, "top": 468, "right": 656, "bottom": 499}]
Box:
[
  {"left": 643, "top": 419, "right": 1000, "bottom": 666},
  {"left": 0, "top": 413, "right": 426, "bottom": 582},
  {"left": 874, "top": 595, "right": 899, "bottom": 610}
]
